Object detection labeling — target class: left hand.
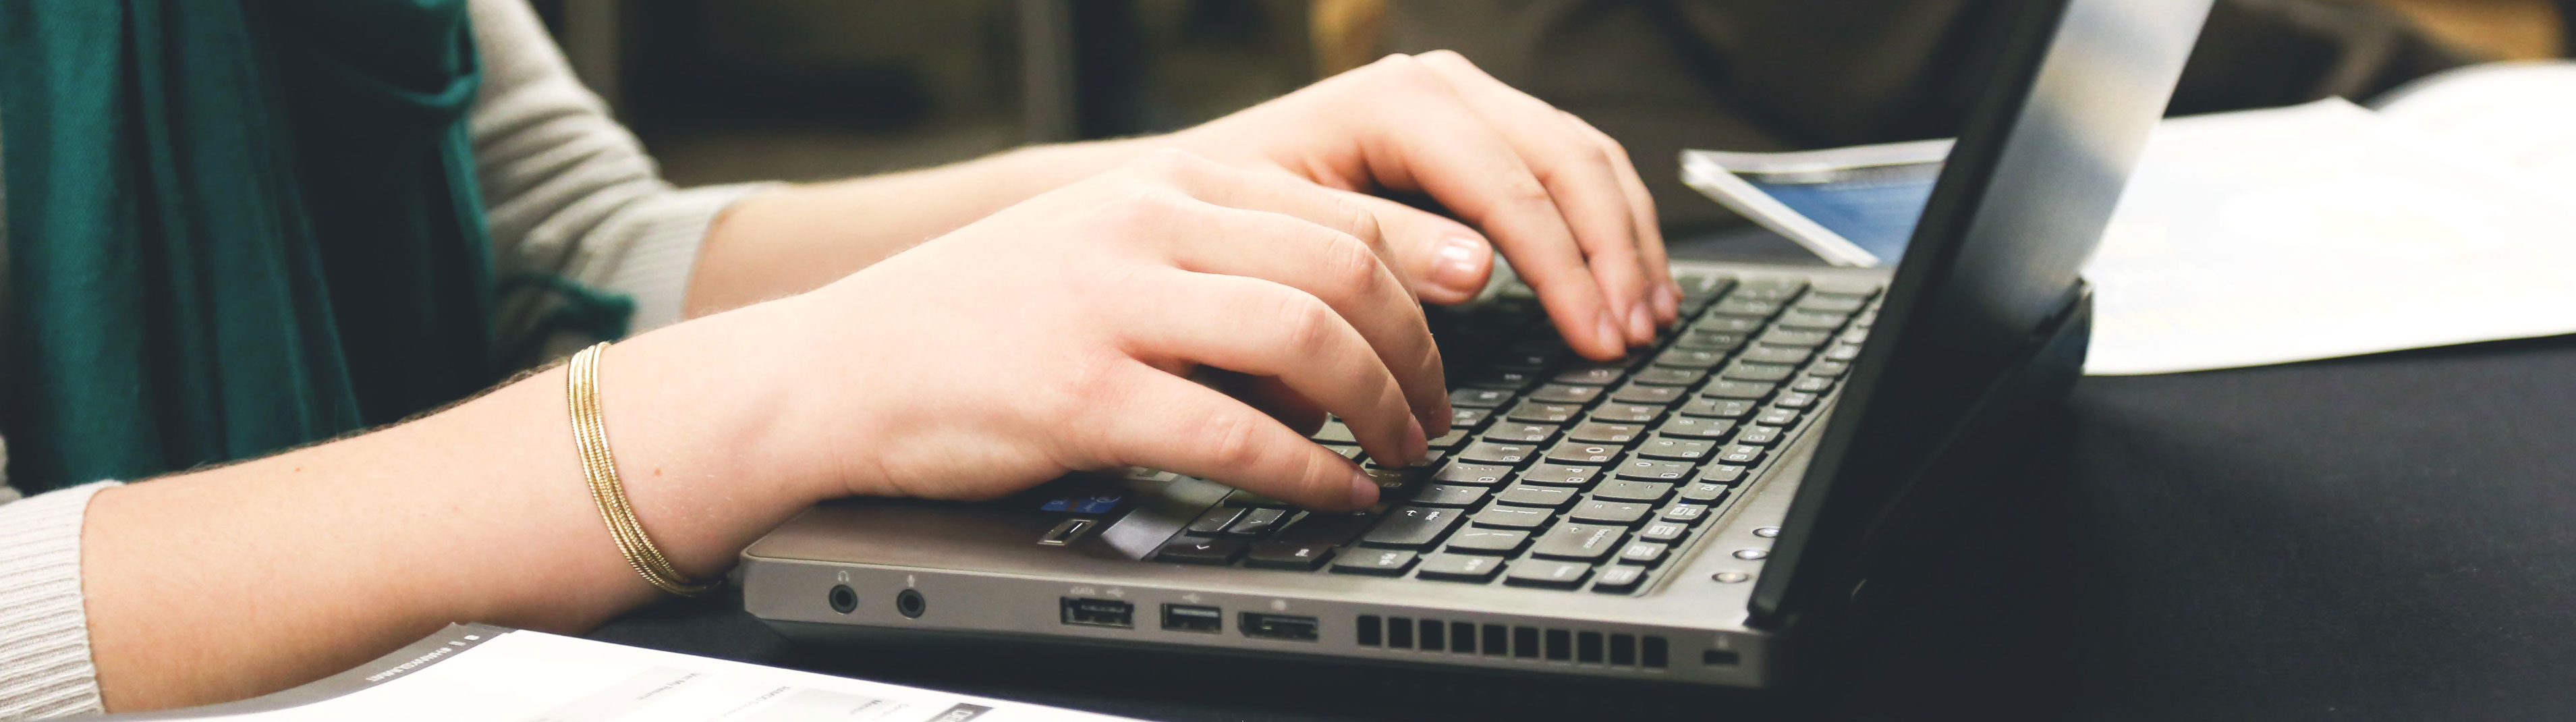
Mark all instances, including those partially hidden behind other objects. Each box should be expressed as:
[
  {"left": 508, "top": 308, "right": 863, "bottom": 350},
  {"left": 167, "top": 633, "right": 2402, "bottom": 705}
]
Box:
[{"left": 1155, "top": 51, "right": 1676, "bottom": 361}]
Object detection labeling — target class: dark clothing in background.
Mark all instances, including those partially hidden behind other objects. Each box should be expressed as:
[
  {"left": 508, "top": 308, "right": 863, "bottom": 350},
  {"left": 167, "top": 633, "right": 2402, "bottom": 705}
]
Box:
[{"left": 1380, "top": 0, "right": 2477, "bottom": 233}]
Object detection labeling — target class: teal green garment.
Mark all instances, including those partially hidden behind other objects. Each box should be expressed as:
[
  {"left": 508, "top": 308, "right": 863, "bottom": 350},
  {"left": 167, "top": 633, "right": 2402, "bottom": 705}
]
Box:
[{"left": 0, "top": 0, "right": 502, "bottom": 492}]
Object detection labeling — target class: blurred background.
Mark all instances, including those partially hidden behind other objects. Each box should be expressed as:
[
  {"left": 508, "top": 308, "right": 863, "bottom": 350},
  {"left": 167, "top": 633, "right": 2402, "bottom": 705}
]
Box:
[{"left": 521, "top": 0, "right": 2569, "bottom": 237}]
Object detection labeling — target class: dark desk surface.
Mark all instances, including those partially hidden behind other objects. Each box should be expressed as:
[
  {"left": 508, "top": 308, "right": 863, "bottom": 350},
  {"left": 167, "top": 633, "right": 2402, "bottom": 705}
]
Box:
[{"left": 592, "top": 237, "right": 2576, "bottom": 720}]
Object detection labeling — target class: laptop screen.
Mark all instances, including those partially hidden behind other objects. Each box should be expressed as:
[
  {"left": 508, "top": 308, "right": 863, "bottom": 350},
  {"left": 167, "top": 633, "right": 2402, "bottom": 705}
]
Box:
[{"left": 1747, "top": 0, "right": 2211, "bottom": 624}]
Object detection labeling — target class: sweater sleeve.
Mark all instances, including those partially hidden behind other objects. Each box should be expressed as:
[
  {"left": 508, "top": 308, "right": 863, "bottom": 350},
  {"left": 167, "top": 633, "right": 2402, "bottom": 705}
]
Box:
[
  {"left": 0, "top": 481, "right": 119, "bottom": 721},
  {"left": 466, "top": 0, "right": 777, "bottom": 364}
]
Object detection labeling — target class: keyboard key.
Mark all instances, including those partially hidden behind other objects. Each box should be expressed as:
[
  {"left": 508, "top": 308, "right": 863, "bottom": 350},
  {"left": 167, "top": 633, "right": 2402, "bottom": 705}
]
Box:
[
  {"left": 1463, "top": 369, "right": 1538, "bottom": 391},
  {"left": 1631, "top": 366, "right": 1707, "bottom": 386},
  {"left": 1416, "top": 553, "right": 1508, "bottom": 582},
  {"left": 1807, "top": 361, "right": 1851, "bottom": 377},
  {"left": 1693, "top": 315, "right": 1764, "bottom": 333},
  {"left": 1797, "top": 294, "right": 1868, "bottom": 312},
  {"left": 1790, "top": 376, "right": 1836, "bottom": 393},
  {"left": 1504, "top": 401, "right": 1581, "bottom": 424},
  {"left": 1587, "top": 404, "right": 1664, "bottom": 424},
  {"left": 1733, "top": 425, "right": 1783, "bottom": 446},
  {"left": 1324, "top": 444, "right": 1364, "bottom": 461},
  {"left": 1527, "top": 384, "right": 1603, "bottom": 405},
  {"left": 1515, "top": 463, "right": 1601, "bottom": 487},
  {"left": 1738, "top": 345, "right": 1813, "bottom": 365},
  {"left": 1187, "top": 507, "right": 1245, "bottom": 535},
  {"left": 1312, "top": 422, "right": 1357, "bottom": 444},
  {"left": 1223, "top": 489, "right": 1292, "bottom": 507},
  {"left": 1228, "top": 507, "right": 1290, "bottom": 535},
  {"left": 1552, "top": 364, "right": 1625, "bottom": 386},
  {"left": 1331, "top": 549, "right": 1419, "bottom": 576},
  {"left": 1457, "top": 441, "right": 1537, "bottom": 466},
  {"left": 1360, "top": 507, "right": 1467, "bottom": 549},
  {"left": 1652, "top": 348, "right": 1727, "bottom": 369},
  {"left": 1409, "top": 484, "right": 1490, "bottom": 507},
  {"left": 1760, "top": 327, "right": 1831, "bottom": 348},
  {"left": 1544, "top": 441, "right": 1623, "bottom": 466},
  {"left": 1277, "top": 511, "right": 1374, "bottom": 545},
  {"left": 1636, "top": 435, "right": 1714, "bottom": 461},
  {"left": 1774, "top": 391, "right": 1820, "bottom": 409},
  {"left": 1733, "top": 278, "right": 1808, "bottom": 300},
  {"left": 1245, "top": 542, "right": 1335, "bottom": 570},
  {"left": 1596, "top": 480, "right": 1676, "bottom": 503},
  {"left": 1591, "top": 565, "right": 1648, "bottom": 592},
  {"left": 1673, "top": 331, "right": 1747, "bottom": 352},
  {"left": 1698, "top": 464, "right": 1750, "bottom": 485},
  {"left": 1427, "top": 427, "right": 1472, "bottom": 450},
  {"left": 1721, "top": 362, "right": 1795, "bottom": 383},
  {"left": 1529, "top": 523, "right": 1627, "bottom": 561},
  {"left": 1432, "top": 462, "right": 1513, "bottom": 486},
  {"left": 1701, "top": 381, "right": 1776, "bottom": 399},
  {"left": 1471, "top": 505, "right": 1553, "bottom": 529},
  {"left": 1446, "top": 528, "right": 1532, "bottom": 555},
  {"left": 1754, "top": 408, "right": 1801, "bottom": 426},
  {"left": 1682, "top": 397, "right": 1756, "bottom": 419},
  {"left": 1156, "top": 538, "right": 1245, "bottom": 564},
  {"left": 1808, "top": 278, "right": 1881, "bottom": 297},
  {"left": 1481, "top": 422, "right": 1559, "bottom": 444},
  {"left": 1660, "top": 416, "right": 1737, "bottom": 440},
  {"left": 1609, "top": 384, "right": 1686, "bottom": 405},
  {"left": 1718, "top": 445, "right": 1767, "bottom": 464},
  {"left": 1565, "top": 422, "right": 1645, "bottom": 444},
  {"left": 1494, "top": 482, "right": 1579, "bottom": 509},
  {"left": 1613, "top": 456, "right": 1696, "bottom": 481},
  {"left": 1661, "top": 504, "right": 1710, "bottom": 524},
  {"left": 1618, "top": 541, "right": 1671, "bottom": 565},
  {"left": 1449, "top": 388, "right": 1513, "bottom": 408},
  {"left": 1711, "top": 298, "right": 1782, "bottom": 316},
  {"left": 1679, "top": 482, "right": 1733, "bottom": 503},
  {"left": 1639, "top": 521, "right": 1690, "bottom": 543},
  {"left": 1840, "top": 328, "right": 1871, "bottom": 345},
  {"left": 1505, "top": 560, "right": 1593, "bottom": 589},
  {"left": 1824, "top": 343, "right": 1864, "bottom": 362},
  {"left": 1776, "top": 310, "right": 1850, "bottom": 330},
  {"left": 1570, "top": 500, "right": 1655, "bottom": 526}
]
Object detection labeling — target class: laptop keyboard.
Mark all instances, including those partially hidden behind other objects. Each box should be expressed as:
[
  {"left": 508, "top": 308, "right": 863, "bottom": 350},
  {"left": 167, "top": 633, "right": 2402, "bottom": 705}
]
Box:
[{"left": 1147, "top": 271, "right": 1883, "bottom": 594}]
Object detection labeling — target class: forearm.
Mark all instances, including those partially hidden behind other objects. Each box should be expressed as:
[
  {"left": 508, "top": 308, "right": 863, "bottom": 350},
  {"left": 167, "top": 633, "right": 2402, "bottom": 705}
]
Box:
[
  {"left": 79, "top": 302, "right": 822, "bottom": 712},
  {"left": 683, "top": 138, "right": 1148, "bottom": 317}
]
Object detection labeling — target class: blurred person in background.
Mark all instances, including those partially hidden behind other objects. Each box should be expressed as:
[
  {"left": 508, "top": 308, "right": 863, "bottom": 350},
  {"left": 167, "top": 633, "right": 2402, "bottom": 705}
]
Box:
[{"left": 0, "top": 0, "right": 1674, "bottom": 715}]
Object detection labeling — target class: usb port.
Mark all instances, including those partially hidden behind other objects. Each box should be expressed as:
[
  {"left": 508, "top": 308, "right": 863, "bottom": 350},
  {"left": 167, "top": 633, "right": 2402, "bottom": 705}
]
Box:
[
  {"left": 1161, "top": 604, "right": 1223, "bottom": 633},
  {"left": 1239, "top": 612, "right": 1318, "bottom": 642},
  {"left": 1060, "top": 598, "right": 1133, "bottom": 628}
]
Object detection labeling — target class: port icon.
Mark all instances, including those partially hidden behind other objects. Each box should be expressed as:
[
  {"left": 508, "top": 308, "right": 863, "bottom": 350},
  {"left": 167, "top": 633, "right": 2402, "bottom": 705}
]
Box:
[
  {"left": 1060, "top": 598, "right": 1133, "bottom": 628},
  {"left": 1239, "top": 612, "right": 1319, "bottom": 641},
  {"left": 1161, "top": 604, "right": 1223, "bottom": 633}
]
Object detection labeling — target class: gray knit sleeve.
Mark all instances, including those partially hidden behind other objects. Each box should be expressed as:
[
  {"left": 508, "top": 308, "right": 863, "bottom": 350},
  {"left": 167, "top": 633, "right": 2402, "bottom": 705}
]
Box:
[
  {"left": 0, "top": 481, "right": 120, "bottom": 720},
  {"left": 466, "top": 0, "right": 777, "bottom": 365}
]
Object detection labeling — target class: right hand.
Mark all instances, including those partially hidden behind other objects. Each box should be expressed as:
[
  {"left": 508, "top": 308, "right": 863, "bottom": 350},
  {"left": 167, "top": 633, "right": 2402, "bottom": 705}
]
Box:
[{"left": 762, "top": 150, "right": 1450, "bottom": 511}]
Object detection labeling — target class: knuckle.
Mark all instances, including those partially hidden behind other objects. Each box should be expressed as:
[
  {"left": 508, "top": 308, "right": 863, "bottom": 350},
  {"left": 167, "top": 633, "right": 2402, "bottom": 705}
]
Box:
[
  {"left": 1331, "top": 196, "right": 1384, "bottom": 247},
  {"left": 1314, "top": 231, "right": 1387, "bottom": 301},
  {"left": 1270, "top": 291, "right": 1341, "bottom": 356},
  {"left": 1094, "top": 188, "right": 1188, "bottom": 233},
  {"left": 1129, "top": 147, "right": 1208, "bottom": 182},
  {"left": 1198, "top": 410, "right": 1268, "bottom": 470}
]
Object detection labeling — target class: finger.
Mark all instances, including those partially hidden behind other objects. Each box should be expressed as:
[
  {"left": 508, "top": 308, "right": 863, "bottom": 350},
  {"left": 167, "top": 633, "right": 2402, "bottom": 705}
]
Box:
[
  {"left": 1136, "top": 191, "right": 1451, "bottom": 437},
  {"left": 1089, "top": 368, "right": 1379, "bottom": 511},
  {"left": 1118, "top": 270, "right": 1425, "bottom": 470},
  {"left": 1412, "top": 51, "right": 1660, "bottom": 342},
  {"left": 1123, "top": 149, "right": 1416, "bottom": 298},
  {"left": 1564, "top": 111, "right": 1681, "bottom": 323},
  {"left": 1336, "top": 55, "right": 1627, "bottom": 360},
  {"left": 1337, "top": 191, "right": 1495, "bottom": 305}
]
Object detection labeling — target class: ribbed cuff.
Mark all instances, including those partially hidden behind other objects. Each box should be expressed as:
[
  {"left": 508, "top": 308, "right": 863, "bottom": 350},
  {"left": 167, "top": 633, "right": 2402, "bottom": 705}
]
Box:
[
  {"left": 594, "top": 182, "right": 779, "bottom": 333},
  {"left": 0, "top": 481, "right": 119, "bottom": 720}
]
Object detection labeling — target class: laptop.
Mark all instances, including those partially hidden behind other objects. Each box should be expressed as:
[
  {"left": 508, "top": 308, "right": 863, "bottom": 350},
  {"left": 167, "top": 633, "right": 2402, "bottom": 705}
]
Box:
[{"left": 739, "top": 0, "right": 2210, "bottom": 688}]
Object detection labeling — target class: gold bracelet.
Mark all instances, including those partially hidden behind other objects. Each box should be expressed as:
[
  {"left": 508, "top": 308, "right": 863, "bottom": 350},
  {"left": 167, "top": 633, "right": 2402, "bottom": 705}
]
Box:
[{"left": 567, "top": 342, "right": 719, "bottom": 596}]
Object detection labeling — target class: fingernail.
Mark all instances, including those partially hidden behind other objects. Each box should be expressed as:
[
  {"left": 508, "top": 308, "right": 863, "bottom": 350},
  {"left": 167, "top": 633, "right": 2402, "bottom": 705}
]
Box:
[
  {"left": 1403, "top": 416, "right": 1429, "bottom": 464},
  {"left": 1654, "top": 285, "right": 1681, "bottom": 323},
  {"left": 1594, "top": 309, "right": 1625, "bottom": 354},
  {"left": 1427, "top": 236, "right": 1488, "bottom": 296},
  {"left": 1347, "top": 471, "right": 1382, "bottom": 508},
  {"left": 1625, "top": 303, "right": 1655, "bottom": 343}
]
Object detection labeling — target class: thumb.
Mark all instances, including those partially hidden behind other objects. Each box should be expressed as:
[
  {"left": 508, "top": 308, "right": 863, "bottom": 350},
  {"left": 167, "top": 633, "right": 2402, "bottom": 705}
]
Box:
[{"left": 1339, "top": 191, "right": 1495, "bottom": 306}]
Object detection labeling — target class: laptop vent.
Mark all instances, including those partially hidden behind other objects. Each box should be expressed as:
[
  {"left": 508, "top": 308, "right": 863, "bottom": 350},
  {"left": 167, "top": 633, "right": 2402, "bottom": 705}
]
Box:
[{"left": 1354, "top": 615, "right": 1667, "bottom": 668}]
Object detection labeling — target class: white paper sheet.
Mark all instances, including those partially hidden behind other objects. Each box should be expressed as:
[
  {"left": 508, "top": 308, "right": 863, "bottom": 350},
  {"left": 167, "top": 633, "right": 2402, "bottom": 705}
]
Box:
[
  {"left": 2081, "top": 97, "right": 2576, "bottom": 374},
  {"left": 184, "top": 630, "right": 1122, "bottom": 722}
]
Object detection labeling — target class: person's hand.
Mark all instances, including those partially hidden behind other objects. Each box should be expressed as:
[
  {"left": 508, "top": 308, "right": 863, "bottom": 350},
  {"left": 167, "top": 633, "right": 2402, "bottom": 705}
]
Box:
[
  {"left": 1157, "top": 51, "right": 1675, "bottom": 361},
  {"left": 762, "top": 150, "right": 1448, "bottom": 510}
]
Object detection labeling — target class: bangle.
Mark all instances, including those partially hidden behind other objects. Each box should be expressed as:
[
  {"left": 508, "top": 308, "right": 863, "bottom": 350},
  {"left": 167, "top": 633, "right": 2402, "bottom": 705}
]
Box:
[{"left": 566, "top": 342, "right": 719, "bottom": 596}]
